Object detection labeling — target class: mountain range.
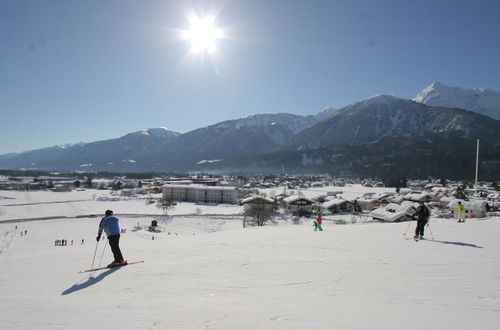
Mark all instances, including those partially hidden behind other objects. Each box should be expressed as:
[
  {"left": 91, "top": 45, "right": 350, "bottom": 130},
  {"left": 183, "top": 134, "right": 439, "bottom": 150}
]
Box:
[{"left": 1, "top": 82, "right": 499, "bottom": 179}]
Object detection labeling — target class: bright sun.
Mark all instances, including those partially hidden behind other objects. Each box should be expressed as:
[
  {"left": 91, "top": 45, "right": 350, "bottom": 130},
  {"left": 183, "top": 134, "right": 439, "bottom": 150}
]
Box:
[{"left": 183, "top": 16, "right": 223, "bottom": 54}]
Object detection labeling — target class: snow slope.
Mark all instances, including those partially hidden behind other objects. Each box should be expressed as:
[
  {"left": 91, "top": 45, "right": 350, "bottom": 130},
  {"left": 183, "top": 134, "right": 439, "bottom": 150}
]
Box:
[{"left": 1, "top": 189, "right": 499, "bottom": 329}]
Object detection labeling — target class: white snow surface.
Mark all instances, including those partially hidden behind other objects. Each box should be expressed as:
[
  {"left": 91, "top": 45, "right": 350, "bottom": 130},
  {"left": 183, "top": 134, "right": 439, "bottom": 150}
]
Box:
[{"left": 1, "top": 188, "right": 499, "bottom": 329}]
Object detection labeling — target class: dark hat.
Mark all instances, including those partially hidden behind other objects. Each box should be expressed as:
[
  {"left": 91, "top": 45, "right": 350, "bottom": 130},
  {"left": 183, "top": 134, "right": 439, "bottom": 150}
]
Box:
[{"left": 105, "top": 210, "right": 113, "bottom": 216}]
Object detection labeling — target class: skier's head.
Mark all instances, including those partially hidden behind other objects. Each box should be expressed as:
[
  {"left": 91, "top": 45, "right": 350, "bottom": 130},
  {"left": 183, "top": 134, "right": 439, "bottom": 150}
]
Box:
[
  {"left": 105, "top": 209, "right": 113, "bottom": 216},
  {"left": 458, "top": 201, "right": 462, "bottom": 205}
]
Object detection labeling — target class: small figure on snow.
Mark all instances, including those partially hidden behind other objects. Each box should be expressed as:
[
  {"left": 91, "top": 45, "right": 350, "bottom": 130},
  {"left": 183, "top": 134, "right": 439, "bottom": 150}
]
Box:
[
  {"left": 314, "top": 214, "right": 324, "bottom": 231},
  {"left": 413, "top": 201, "right": 430, "bottom": 239},
  {"left": 97, "top": 210, "right": 126, "bottom": 267},
  {"left": 456, "top": 201, "right": 466, "bottom": 223}
]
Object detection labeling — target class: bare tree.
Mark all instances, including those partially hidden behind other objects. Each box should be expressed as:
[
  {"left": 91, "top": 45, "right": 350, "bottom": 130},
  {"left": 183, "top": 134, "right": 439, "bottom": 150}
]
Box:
[
  {"left": 156, "top": 195, "right": 176, "bottom": 222},
  {"left": 244, "top": 198, "right": 273, "bottom": 227}
]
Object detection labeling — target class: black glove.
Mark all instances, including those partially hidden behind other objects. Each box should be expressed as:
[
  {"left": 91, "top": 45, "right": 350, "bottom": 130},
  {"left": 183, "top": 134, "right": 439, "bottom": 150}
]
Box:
[{"left": 96, "top": 235, "right": 101, "bottom": 242}]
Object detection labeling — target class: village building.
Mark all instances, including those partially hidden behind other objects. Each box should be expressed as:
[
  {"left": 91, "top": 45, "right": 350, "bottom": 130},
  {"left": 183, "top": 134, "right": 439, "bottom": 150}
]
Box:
[
  {"left": 404, "top": 192, "right": 433, "bottom": 203},
  {"left": 439, "top": 196, "right": 454, "bottom": 208},
  {"left": 321, "top": 198, "right": 358, "bottom": 214},
  {"left": 369, "top": 201, "right": 417, "bottom": 222},
  {"left": 486, "top": 192, "right": 500, "bottom": 210},
  {"left": 448, "top": 199, "right": 489, "bottom": 218},
  {"left": 355, "top": 193, "right": 390, "bottom": 211},
  {"left": 283, "top": 195, "right": 316, "bottom": 216},
  {"left": 380, "top": 194, "right": 405, "bottom": 205},
  {"left": 52, "top": 183, "right": 72, "bottom": 192},
  {"left": 240, "top": 195, "right": 276, "bottom": 213},
  {"left": 162, "top": 184, "right": 238, "bottom": 204}
]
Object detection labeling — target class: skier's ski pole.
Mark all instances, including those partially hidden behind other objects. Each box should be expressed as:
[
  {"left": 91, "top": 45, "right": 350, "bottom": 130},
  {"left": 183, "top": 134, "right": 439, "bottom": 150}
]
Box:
[
  {"left": 98, "top": 239, "right": 108, "bottom": 266},
  {"left": 426, "top": 222, "right": 435, "bottom": 240},
  {"left": 403, "top": 220, "right": 413, "bottom": 238},
  {"left": 90, "top": 240, "right": 99, "bottom": 271}
]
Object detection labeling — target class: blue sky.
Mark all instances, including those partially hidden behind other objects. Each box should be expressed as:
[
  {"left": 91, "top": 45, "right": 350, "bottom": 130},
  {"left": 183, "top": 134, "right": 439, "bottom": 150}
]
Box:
[{"left": 1, "top": 0, "right": 499, "bottom": 155}]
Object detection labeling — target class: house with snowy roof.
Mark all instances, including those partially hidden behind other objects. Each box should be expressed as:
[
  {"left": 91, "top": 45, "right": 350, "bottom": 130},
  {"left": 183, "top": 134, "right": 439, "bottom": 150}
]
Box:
[
  {"left": 354, "top": 193, "right": 390, "bottom": 211},
  {"left": 448, "top": 199, "right": 488, "bottom": 218},
  {"left": 379, "top": 194, "right": 405, "bottom": 205},
  {"left": 369, "top": 201, "right": 417, "bottom": 222},
  {"left": 404, "top": 192, "right": 433, "bottom": 202},
  {"left": 321, "top": 198, "right": 359, "bottom": 214},
  {"left": 486, "top": 192, "right": 500, "bottom": 210},
  {"left": 283, "top": 195, "right": 316, "bottom": 216},
  {"left": 240, "top": 195, "right": 276, "bottom": 213}
]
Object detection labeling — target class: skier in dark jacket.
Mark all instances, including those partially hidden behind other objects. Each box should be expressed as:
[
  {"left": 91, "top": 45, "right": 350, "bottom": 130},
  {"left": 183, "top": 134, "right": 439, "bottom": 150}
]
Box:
[
  {"left": 414, "top": 201, "right": 430, "bottom": 239},
  {"left": 97, "top": 210, "right": 126, "bottom": 267}
]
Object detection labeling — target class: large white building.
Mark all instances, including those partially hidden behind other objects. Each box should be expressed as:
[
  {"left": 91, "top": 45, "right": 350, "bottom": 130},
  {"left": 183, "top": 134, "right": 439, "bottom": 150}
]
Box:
[{"left": 162, "top": 184, "right": 238, "bottom": 204}]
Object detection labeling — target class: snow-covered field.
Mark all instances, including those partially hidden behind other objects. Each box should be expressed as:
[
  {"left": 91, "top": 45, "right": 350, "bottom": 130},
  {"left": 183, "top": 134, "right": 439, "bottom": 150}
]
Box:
[{"left": 1, "top": 188, "right": 499, "bottom": 329}]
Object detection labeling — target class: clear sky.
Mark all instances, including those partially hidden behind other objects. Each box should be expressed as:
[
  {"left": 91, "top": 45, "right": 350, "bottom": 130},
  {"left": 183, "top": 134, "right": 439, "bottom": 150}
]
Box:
[{"left": 1, "top": 0, "right": 500, "bottom": 155}]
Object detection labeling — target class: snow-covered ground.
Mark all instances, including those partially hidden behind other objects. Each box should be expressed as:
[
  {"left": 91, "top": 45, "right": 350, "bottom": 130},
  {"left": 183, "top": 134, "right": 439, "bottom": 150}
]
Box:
[{"left": 1, "top": 188, "right": 499, "bottom": 329}]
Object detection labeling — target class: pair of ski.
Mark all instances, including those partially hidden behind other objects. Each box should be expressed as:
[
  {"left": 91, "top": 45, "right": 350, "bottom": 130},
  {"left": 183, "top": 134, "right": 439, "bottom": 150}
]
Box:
[
  {"left": 404, "top": 236, "right": 426, "bottom": 242},
  {"left": 79, "top": 260, "right": 144, "bottom": 273}
]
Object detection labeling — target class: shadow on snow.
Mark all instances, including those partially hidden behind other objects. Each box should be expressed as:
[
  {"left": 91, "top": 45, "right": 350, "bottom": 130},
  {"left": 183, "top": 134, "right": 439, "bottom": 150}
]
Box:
[
  {"left": 61, "top": 267, "right": 120, "bottom": 295},
  {"left": 424, "top": 239, "right": 484, "bottom": 248}
]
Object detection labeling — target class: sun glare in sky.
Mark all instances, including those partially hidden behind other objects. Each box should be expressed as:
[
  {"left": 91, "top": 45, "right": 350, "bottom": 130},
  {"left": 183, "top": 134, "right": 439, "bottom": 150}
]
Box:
[{"left": 182, "top": 15, "right": 223, "bottom": 55}]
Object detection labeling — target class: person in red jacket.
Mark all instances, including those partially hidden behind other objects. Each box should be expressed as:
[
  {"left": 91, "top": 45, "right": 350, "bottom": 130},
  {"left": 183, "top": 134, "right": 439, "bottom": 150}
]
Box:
[{"left": 315, "top": 214, "right": 324, "bottom": 231}]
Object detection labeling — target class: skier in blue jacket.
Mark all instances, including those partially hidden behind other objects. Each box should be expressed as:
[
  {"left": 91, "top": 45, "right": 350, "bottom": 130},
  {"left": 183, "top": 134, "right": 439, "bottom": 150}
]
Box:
[{"left": 97, "top": 210, "right": 126, "bottom": 267}]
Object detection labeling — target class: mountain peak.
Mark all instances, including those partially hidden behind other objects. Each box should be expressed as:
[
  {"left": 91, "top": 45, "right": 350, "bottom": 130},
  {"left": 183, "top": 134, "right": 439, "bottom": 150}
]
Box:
[
  {"left": 414, "top": 82, "right": 500, "bottom": 120},
  {"left": 315, "top": 107, "right": 338, "bottom": 121},
  {"left": 144, "top": 127, "right": 179, "bottom": 137},
  {"left": 365, "top": 94, "right": 405, "bottom": 105},
  {"left": 430, "top": 81, "right": 446, "bottom": 88}
]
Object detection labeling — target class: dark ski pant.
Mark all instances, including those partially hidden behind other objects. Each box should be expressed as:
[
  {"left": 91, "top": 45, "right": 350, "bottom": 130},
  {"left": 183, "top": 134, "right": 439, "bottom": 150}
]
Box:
[
  {"left": 415, "top": 219, "right": 428, "bottom": 237},
  {"left": 108, "top": 234, "right": 124, "bottom": 263}
]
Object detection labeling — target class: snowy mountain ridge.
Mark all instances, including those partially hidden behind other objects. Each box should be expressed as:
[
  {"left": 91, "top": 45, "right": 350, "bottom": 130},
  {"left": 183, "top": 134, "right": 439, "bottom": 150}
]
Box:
[
  {"left": 1, "top": 83, "right": 500, "bottom": 176},
  {"left": 210, "top": 113, "right": 317, "bottom": 134},
  {"left": 414, "top": 81, "right": 500, "bottom": 121}
]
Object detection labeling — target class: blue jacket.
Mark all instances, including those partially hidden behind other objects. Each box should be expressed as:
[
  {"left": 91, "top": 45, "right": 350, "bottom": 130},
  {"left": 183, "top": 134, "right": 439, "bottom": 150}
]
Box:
[{"left": 98, "top": 216, "right": 120, "bottom": 237}]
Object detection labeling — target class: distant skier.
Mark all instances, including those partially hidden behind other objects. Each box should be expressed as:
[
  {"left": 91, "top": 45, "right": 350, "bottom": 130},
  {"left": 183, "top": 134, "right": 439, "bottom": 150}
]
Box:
[
  {"left": 315, "top": 214, "right": 324, "bottom": 231},
  {"left": 414, "top": 201, "right": 430, "bottom": 239},
  {"left": 97, "top": 210, "right": 126, "bottom": 267},
  {"left": 456, "top": 201, "right": 466, "bottom": 223}
]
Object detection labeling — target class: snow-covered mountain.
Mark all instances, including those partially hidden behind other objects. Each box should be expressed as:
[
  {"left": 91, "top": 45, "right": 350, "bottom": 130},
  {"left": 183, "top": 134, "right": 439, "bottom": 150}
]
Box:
[
  {"left": 149, "top": 113, "right": 318, "bottom": 168},
  {"left": 1, "top": 91, "right": 499, "bottom": 177},
  {"left": 0, "top": 128, "right": 180, "bottom": 171},
  {"left": 203, "top": 94, "right": 500, "bottom": 178},
  {"left": 414, "top": 82, "right": 500, "bottom": 121},
  {"left": 286, "top": 94, "right": 500, "bottom": 150},
  {"left": 0, "top": 114, "right": 318, "bottom": 172}
]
